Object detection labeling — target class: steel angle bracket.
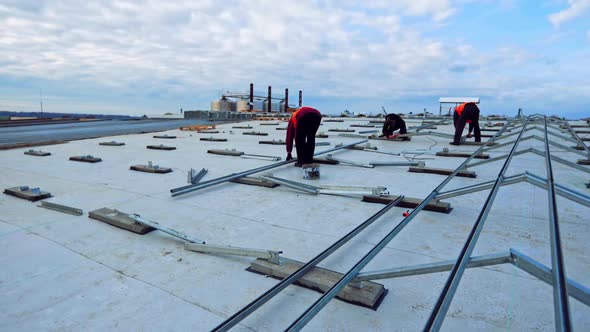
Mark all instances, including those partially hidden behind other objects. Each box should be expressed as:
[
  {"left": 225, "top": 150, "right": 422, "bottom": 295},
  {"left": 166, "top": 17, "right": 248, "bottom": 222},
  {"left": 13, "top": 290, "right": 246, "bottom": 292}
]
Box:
[
  {"left": 184, "top": 243, "right": 282, "bottom": 265},
  {"left": 325, "top": 154, "right": 374, "bottom": 168},
  {"left": 262, "top": 174, "right": 388, "bottom": 197},
  {"left": 128, "top": 214, "right": 283, "bottom": 264},
  {"left": 318, "top": 185, "right": 388, "bottom": 196}
]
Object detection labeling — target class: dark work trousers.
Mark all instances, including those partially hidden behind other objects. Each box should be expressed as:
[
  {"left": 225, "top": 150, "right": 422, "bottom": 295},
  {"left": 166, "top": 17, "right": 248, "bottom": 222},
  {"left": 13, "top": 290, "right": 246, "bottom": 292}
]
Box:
[
  {"left": 453, "top": 107, "right": 481, "bottom": 144},
  {"left": 295, "top": 112, "right": 322, "bottom": 164},
  {"left": 382, "top": 119, "right": 407, "bottom": 136}
]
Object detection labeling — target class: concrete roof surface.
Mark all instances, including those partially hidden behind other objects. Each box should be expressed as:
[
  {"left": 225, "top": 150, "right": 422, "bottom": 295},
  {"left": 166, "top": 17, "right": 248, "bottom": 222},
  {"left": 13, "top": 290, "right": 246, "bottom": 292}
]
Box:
[{"left": 0, "top": 117, "right": 589, "bottom": 331}]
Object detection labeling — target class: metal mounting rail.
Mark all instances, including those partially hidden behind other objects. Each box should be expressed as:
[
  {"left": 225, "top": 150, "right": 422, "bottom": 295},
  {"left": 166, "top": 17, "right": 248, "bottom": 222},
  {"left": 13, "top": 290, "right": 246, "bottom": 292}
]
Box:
[
  {"left": 543, "top": 116, "right": 572, "bottom": 331},
  {"left": 282, "top": 120, "right": 515, "bottom": 331},
  {"left": 422, "top": 117, "right": 530, "bottom": 331},
  {"left": 562, "top": 120, "right": 590, "bottom": 157},
  {"left": 351, "top": 248, "right": 590, "bottom": 306},
  {"left": 170, "top": 140, "right": 368, "bottom": 197},
  {"left": 211, "top": 195, "right": 406, "bottom": 332}
]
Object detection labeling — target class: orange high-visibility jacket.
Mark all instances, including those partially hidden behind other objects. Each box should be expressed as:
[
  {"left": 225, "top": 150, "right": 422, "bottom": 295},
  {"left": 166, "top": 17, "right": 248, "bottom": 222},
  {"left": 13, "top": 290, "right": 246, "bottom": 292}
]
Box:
[{"left": 455, "top": 102, "right": 474, "bottom": 123}]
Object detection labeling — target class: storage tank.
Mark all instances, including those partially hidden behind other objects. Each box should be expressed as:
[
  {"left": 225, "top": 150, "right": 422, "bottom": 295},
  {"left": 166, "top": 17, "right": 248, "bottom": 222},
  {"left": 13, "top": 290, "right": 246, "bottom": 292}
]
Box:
[
  {"left": 237, "top": 100, "right": 250, "bottom": 112},
  {"left": 211, "top": 97, "right": 236, "bottom": 112},
  {"left": 263, "top": 102, "right": 280, "bottom": 112}
]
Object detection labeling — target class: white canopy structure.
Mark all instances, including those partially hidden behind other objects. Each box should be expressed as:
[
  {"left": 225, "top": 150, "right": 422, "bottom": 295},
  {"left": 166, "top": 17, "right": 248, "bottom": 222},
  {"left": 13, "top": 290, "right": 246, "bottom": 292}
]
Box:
[{"left": 439, "top": 97, "right": 480, "bottom": 115}]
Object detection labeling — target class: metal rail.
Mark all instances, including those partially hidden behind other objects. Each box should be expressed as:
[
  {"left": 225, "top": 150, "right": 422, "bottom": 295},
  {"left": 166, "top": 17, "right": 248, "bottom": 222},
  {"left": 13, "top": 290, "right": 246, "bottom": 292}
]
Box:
[
  {"left": 352, "top": 248, "right": 590, "bottom": 306},
  {"left": 211, "top": 195, "right": 405, "bottom": 332},
  {"left": 423, "top": 117, "right": 530, "bottom": 331},
  {"left": 543, "top": 116, "right": 572, "bottom": 331},
  {"left": 283, "top": 120, "right": 515, "bottom": 331},
  {"left": 562, "top": 120, "right": 590, "bottom": 157},
  {"left": 170, "top": 140, "right": 367, "bottom": 197}
]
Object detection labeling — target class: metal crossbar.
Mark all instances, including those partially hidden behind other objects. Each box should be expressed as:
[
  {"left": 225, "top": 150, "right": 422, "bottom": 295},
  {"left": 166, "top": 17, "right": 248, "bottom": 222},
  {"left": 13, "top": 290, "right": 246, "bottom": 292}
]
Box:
[{"left": 209, "top": 115, "right": 589, "bottom": 331}]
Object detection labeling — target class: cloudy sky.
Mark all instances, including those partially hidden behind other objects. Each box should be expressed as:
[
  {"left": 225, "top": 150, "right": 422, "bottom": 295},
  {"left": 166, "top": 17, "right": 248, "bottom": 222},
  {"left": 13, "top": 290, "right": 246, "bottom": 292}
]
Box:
[{"left": 0, "top": 0, "right": 589, "bottom": 118}]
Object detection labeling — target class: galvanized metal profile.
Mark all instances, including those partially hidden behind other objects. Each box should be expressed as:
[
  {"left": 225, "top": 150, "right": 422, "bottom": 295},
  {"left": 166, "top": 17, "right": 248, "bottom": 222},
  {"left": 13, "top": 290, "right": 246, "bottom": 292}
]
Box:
[
  {"left": 184, "top": 242, "right": 282, "bottom": 265},
  {"left": 130, "top": 214, "right": 282, "bottom": 264},
  {"left": 211, "top": 195, "right": 406, "bottom": 332},
  {"left": 530, "top": 148, "right": 590, "bottom": 174},
  {"left": 435, "top": 173, "right": 526, "bottom": 200},
  {"left": 130, "top": 214, "right": 205, "bottom": 244},
  {"left": 467, "top": 148, "right": 533, "bottom": 168},
  {"left": 524, "top": 171, "right": 590, "bottom": 208},
  {"left": 423, "top": 118, "right": 530, "bottom": 331},
  {"left": 261, "top": 175, "right": 319, "bottom": 195},
  {"left": 562, "top": 121, "right": 590, "bottom": 157},
  {"left": 188, "top": 168, "right": 208, "bottom": 184},
  {"left": 543, "top": 116, "right": 572, "bottom": 331},
  {"left": 510, "top": 248, "right": 590, "bottom": 307},
  {"left": 326, "top": 154, "right": 374, "bottom": 168},
  {"left": 240, "top": 153, "right": 281, "bottom": 161},
  {"left": 262, "top": 175, "right": 388, "bottom": 197},
  {"left": 369, "top": 160, "right": 425, "bottom": 167},
  {"left": 531, "top": 126, "right": 578, "bottom": 144},
  {"left": 354, "top": 252, "right": 511, "bottom": 282},
  {"left": 284, "top": 121, "right": 516, "bottom": 331},
  {"left": 38, "top": 201, "right": 83, "bottom": 216},
  {"left": 170, "top": 140, "right": 368, "bottom": 197},
  {"left": 471, "top": 145, "right": 590, "bottom": 174}
]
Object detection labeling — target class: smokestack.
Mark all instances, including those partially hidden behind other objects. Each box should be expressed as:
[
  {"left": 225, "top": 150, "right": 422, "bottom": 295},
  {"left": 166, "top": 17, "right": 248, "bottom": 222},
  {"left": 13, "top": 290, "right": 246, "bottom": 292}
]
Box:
[
  {"left": 298, "top": 90, "right": 302, "bottom": 107},
  {"left": 267, "top": 86, "right": 272, "bottom": 112},
  {"left": 249, "top": 83, "right": 254, "bottom": 111},
  {"left": 284, "top": 88, "right": 289, "bottom": 112}
]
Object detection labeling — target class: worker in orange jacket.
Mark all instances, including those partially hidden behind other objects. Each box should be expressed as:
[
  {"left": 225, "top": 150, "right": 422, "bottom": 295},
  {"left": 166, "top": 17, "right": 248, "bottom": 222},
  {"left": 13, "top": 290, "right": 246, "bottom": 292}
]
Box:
[
  {"left": 286, "top": 106, "right": 322, "bottom": 166},
  {"left": 451, "top": 102, "right": 481, "bottom": 145}
]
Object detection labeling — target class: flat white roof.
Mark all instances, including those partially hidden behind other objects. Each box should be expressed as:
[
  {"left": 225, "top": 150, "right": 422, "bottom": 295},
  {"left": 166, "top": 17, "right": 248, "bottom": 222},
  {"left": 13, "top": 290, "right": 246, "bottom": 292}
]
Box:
[
  {"left": 439, "top": 97, "right": 480, "bottom": 103},
  {"left": 0, "top": 118, "right": 589, "bottom": 330}
]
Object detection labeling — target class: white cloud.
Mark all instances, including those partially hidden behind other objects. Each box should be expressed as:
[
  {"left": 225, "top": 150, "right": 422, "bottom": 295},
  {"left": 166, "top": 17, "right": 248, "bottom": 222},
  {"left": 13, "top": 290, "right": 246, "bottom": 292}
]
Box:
[
  {"left": 0, "top": 1, "right": 588, "bottom": 117},
  {"left": 548, "top": 0, "right": 590, "bottom": 28}
]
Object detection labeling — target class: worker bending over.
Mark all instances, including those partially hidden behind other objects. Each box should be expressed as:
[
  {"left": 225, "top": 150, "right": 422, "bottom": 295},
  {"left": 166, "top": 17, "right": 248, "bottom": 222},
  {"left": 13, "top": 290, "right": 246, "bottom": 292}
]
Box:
[
  {"left": 452, "top": 102, "right": 481, "bottom": 145},
  {"left": 380, "top": 113, "right": 408, "bottom": 139},
  {"left": 286, "top": 106, "right": 322, "bottom": 166}
]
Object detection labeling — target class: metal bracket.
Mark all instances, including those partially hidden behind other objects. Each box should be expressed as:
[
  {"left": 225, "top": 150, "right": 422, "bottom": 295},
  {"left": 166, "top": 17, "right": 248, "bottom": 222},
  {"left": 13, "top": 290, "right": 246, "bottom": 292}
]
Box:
[
  {"left": 262, "top": 174, "right": 388, "bottom": 196},
  {"left": 128, "top": 214, "right": 283, "bottom": 265},
  {"left": 185, "top": 243, "right": 282, "bottom": 265},
  {"left": 188, "top": 168, "right": 208, "bottom": 184},
  {"left": 325, "top": 154, "right": 374, "bottom": 168},
  {"left": 38, "top": 201, "right": 83, "bottom": 216}
]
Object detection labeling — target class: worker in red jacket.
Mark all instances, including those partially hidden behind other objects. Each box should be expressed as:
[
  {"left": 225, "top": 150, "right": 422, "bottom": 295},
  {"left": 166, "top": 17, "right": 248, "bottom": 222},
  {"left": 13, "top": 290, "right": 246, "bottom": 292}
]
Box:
[
  {"left": 451, "top": 102, "right": 481, "bottom": 145},
  {"left": 286, "top": 106, "right": 322, "bottom": 166}
]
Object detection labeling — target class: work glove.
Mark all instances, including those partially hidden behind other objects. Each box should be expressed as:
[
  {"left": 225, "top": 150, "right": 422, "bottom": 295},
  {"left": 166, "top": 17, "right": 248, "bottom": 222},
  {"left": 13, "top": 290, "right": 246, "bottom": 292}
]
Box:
[
  {"left": 286, "top": 153, "right": 293, "bottom": 161},
  {"left": 388, "top": 134, "right": 399, "bottom": 139}
]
